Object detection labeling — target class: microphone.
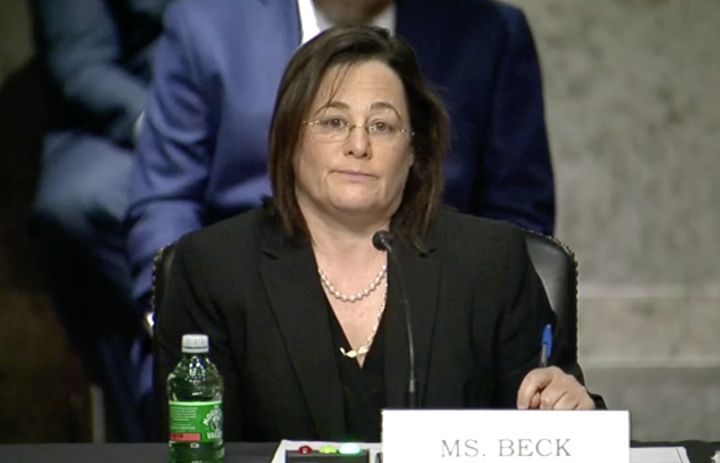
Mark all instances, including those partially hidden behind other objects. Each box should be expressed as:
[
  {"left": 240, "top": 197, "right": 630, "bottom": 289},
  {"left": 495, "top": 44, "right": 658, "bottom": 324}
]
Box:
[{"left": 372, "top": 230, "right": 419, "bottom": 409}]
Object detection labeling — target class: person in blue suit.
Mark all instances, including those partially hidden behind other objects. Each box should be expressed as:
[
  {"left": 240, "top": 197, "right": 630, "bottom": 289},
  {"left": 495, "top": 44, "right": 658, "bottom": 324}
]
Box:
[
  {"left": 29, "top": 0, "right": 171, "bottom": 442},
  {"left": 127, "top": 0, "right": 555, "bottom": 313}
]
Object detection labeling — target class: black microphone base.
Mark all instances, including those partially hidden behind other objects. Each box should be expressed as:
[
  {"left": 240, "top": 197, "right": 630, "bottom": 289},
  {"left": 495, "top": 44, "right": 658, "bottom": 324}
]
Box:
[
  {"left": 405, "top": 392, "right": 419, "bottom": 409},
  {"left": 405, "top": 379, "right": 420, "bottom": 409}
]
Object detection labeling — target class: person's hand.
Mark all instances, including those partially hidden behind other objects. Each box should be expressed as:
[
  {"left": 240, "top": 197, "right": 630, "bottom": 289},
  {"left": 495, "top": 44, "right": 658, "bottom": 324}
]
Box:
[{"left": 517, "top": 366, "right": 595, "bottom": 410}]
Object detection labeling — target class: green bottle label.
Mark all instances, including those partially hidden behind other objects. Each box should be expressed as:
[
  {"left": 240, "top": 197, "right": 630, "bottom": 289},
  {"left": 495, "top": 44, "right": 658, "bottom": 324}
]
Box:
[{"left": 168, "top": 401, "right": 223, "bottom": 442}]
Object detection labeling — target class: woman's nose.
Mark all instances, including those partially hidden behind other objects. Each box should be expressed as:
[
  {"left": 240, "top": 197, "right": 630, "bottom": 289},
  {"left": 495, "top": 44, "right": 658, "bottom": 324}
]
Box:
[{"left": 343, "top": 125, "right": 371, "bottom": 158}]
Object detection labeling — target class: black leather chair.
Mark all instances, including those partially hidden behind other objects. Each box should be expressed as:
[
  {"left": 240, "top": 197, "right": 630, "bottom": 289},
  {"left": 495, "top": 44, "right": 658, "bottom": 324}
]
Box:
[
  {"left": 147, "top": 242, "right": 176, "bottom": 441},
  {"left": 149, "top": 242, "right": 176, "bottom": 332},
  {"left": 142, "top": 242, "right": 175, "bottom": 338},
  {"left": 522, "top": 229, "right": 579, "bottom": 362}
]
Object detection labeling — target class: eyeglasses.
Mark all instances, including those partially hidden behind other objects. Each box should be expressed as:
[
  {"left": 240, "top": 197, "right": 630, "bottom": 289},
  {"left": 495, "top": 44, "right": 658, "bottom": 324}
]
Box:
[{"left": 303, "top": 117, "right": 413, "bottom": 145}]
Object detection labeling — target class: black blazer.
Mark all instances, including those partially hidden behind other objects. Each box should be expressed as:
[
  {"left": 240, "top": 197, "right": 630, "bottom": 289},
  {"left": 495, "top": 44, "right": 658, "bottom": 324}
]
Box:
[{"left": 157, "top": 208, "right": 586, "bottom": 442}]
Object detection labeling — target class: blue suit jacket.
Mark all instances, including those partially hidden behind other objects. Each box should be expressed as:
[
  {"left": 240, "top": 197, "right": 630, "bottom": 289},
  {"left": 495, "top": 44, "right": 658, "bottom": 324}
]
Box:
[{"left": 127, "top": 0, "right": 555, "bottom": 307}]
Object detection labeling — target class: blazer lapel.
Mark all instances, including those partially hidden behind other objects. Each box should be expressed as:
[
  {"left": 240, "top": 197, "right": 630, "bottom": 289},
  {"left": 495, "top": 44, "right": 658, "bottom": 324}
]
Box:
[
  {"left": 259, "top": 224, "right": 347, "bottom": 439},
  {"left": 384, "top": 226, "right": 442, "bottom": 408}
]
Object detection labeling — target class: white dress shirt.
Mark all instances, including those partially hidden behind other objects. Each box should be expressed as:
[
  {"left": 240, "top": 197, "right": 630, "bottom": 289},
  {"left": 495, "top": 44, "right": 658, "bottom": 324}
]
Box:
[{"left": 296, "top": 0, "right": 396, "bottom": 44}]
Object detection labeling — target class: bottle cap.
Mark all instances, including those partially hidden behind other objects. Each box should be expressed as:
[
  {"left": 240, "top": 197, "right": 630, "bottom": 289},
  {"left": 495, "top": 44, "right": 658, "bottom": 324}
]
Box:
[{"left": 181, "top": 334, "right": 209, "bottom": 353}]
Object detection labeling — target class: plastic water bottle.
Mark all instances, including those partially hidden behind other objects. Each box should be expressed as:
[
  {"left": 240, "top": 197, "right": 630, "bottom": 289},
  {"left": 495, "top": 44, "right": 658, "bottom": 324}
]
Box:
[{"left": 167, "top": 334, "right": 224, "bottom": 463}]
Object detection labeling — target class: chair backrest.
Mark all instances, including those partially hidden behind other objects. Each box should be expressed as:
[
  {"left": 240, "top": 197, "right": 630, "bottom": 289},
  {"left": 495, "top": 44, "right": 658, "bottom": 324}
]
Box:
[
  {"left": 151, "top": 242, "right": 177, "bottom": 322},
  {"left": 149, "top": 242, "right": 177, "bottom": 442},
  {"left": 143, "top": 242, "right": 177, "bottom": 337},
  {"left": 522, "top": 229, "right": 579, "bottom": 362}
]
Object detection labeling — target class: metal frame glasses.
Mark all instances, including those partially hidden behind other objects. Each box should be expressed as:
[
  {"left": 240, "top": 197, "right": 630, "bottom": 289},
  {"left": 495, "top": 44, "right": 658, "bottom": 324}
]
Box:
[{"left": 303, "top": 117, "right": 413, "bottom": 145}]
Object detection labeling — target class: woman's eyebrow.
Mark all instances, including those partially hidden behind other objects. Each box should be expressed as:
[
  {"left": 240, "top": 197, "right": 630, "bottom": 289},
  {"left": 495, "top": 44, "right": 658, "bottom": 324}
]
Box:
[{"left": 313, "top": 100, "right": 402, "bottom": 118}]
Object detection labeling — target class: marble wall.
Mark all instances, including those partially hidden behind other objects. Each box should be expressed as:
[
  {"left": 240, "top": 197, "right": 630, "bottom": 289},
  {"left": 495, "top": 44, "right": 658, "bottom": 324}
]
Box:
[
  {"left": 514, "top": 0, "right": 720, "bottom": 285},
  {"left": 507, "top": 0, "right": 720, "bottom": 440}
]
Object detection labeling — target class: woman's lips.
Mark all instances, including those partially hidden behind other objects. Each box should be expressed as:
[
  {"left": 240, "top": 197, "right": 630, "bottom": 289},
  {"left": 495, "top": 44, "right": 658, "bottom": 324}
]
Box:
[{"left": 335, "top": 169, "right": 375, "bottom": 179}]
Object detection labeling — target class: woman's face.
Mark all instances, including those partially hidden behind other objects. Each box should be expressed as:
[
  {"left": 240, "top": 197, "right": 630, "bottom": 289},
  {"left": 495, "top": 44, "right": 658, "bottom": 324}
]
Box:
[{"left": 293, "top": 60, "right": 414, "bottom": 224}]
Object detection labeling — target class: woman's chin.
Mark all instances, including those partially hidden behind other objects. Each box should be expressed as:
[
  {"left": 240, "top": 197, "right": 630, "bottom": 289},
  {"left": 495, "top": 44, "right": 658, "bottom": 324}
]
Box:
[{"left": 328, "top": 199, "right": 379, "bottom": 217}]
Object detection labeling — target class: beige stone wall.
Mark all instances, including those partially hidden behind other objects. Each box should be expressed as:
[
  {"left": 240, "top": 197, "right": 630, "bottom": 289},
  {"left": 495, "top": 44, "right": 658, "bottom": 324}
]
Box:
[
  {"left": 513, "top": 0, "right": 720, "bottom": 285},
  {"left": 508, "top": 0, "right": 720, "bottom": 440}
]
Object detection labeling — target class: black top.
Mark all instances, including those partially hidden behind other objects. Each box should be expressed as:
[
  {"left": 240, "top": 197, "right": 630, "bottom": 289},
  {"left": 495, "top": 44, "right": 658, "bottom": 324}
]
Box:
[{"left": 326, "top": 297, "right": 386, "bottom": 442}]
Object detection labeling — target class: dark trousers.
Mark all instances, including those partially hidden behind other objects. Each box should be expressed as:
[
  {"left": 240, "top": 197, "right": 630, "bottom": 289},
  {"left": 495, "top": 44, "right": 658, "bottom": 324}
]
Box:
[{"left": 31, "top": 130, "right": 151, "bottom": 441}]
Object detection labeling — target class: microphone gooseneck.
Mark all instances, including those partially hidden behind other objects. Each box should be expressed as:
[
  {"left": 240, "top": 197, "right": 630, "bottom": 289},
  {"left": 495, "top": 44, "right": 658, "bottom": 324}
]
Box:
[{"left": 372, "top": 230, "right": 419, "bottom": 409}]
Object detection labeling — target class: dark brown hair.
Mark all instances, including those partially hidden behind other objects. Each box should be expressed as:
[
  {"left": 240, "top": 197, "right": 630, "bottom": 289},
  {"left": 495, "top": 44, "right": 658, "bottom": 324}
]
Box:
[{"left": 267, "top": 25, "right": 450, "bottom": 248}]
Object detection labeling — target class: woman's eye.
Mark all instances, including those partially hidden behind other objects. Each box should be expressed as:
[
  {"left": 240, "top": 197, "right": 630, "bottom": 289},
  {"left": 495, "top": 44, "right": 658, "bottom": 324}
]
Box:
[
  {"left": 324, "top": 118, "right": 346, "bottom": 129},
  {"left": 371, "top": 121, "right": 392, "bottom": 133}
]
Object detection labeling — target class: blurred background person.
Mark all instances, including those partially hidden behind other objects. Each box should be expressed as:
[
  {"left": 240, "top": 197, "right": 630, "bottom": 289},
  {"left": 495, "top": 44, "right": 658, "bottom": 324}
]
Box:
[
  {"left": 126, "top": 0, "right": 555, "bottom": 317},
  {"left": 28, "top": 0, "right": 171, "bottom": 441},
  {"left": 156, "top": 25, "right": 596, "bottom": 442}
]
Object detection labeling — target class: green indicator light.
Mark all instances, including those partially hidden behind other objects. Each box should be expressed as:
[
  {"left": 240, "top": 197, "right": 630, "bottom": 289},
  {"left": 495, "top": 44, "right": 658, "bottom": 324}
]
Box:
[
  {"left": 319, "top": 445, "right": 337, "bottom": 454},
  {"left": 339, "top": 443, "right": 362, "bottom": 454}
]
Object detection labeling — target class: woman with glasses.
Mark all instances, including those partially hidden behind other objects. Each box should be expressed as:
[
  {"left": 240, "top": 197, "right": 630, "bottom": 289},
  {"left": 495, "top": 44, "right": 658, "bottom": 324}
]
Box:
[{"left": 156, "top": 25, "right": 600, "bottom": 443}]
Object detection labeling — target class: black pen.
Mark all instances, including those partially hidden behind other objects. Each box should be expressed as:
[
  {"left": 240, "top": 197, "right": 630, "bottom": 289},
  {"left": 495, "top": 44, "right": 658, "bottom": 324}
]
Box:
[{"left": 539, "top": 323, "right": 553, "bottom": 368}]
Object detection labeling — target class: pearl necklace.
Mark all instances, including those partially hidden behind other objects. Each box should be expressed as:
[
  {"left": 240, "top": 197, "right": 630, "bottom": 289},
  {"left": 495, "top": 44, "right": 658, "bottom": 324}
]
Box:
[
  {"left": 318, "top": 263, "right": 387, "bottom": 303},
  {"left": 339, "top": 282, "right": 387, "bottom": 359}
]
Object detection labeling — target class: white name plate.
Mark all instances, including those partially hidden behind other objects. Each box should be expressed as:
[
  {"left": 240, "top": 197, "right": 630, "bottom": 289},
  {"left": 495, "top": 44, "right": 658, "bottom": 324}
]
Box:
[{"left": 382, "top": 409, "right": 629, "bottom": 463}]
